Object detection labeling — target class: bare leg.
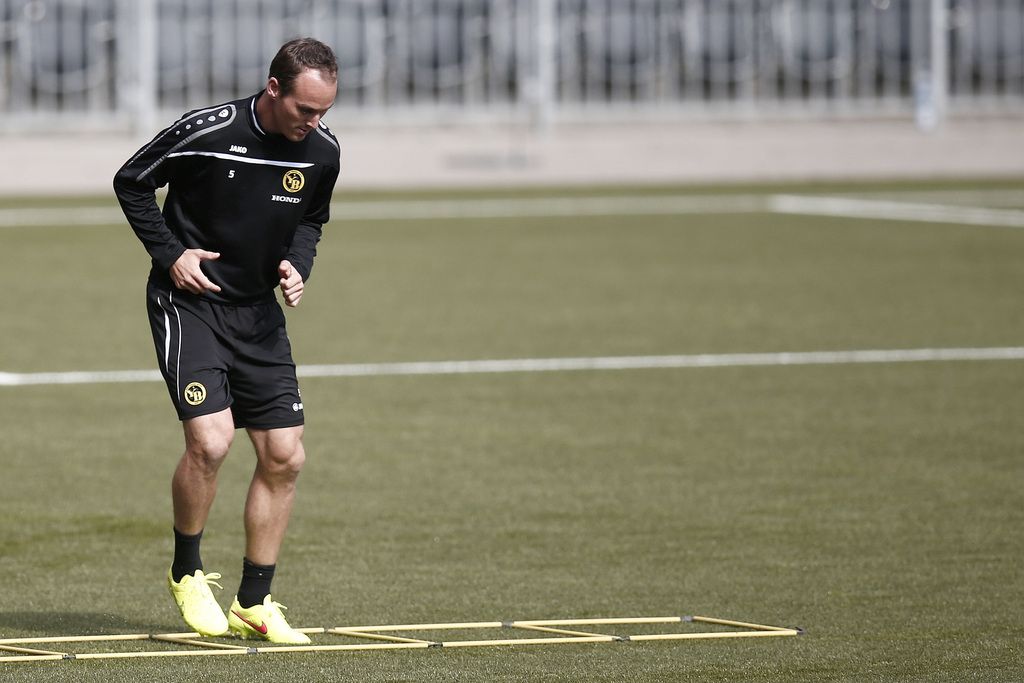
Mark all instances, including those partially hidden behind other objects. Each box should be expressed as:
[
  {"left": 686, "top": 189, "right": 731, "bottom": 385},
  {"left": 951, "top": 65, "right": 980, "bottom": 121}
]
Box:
[
  {"left": 172, "top": 408, "right": 236, "bottom": 534},
  {"left": 243, "top": 425, "right": 305, "bottom": 565}
]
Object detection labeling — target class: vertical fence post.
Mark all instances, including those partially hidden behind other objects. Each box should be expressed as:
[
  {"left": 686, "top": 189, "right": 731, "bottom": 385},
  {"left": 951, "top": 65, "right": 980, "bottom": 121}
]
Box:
[
  {"left": 916, "top": 0, "right": 948, "bottom": 130},
  {"left": 135, "top": 0, "right": 158, "bottom": 134},
  {"left": 929, "top": 0, "right": 948, "bottom": 126},
  {"left": 533, "top": 0, "right": 557, "bottom": 132}
]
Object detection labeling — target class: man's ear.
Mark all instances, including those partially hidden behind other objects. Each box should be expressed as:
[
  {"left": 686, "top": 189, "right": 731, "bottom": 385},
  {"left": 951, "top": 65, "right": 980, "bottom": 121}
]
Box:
[{"left": 267, "top": 77, "right": 281, "bottom": 99}]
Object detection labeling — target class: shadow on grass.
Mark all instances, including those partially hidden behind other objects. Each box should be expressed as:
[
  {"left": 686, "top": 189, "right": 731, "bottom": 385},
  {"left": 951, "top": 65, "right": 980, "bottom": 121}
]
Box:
[{"left": 0, "top": 611, "right": 173, "bottom": 637}]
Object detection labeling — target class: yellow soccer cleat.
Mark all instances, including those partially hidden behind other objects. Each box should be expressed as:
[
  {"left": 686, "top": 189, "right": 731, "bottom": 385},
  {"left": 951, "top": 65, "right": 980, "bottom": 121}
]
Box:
[
  {"left": 167, "top": 569, "right": 229, "bottom": 636},
  {"left": 228, "top": 595, "right": 311, "bottom": 644}
]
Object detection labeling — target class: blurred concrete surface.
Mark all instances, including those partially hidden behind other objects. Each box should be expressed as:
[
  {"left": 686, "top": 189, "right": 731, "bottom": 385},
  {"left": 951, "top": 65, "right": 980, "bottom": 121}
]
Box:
[{"left": 2, "top": 119, "right": 1022, "bottom": 196}]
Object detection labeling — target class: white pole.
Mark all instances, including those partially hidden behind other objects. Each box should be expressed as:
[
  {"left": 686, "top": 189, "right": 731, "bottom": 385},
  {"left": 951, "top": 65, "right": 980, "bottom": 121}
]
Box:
[
  {"left": 930, "top": 0, "right": 949, "bottom": 126},
  {"left": 917, "top": 0, "right": 948, "bottom": 131},
  {"left": 136, "top": 0, "right": 158, "bottom": 135},
  {"left": 533, "top": 0, "right": 556, "bottom": 132}
]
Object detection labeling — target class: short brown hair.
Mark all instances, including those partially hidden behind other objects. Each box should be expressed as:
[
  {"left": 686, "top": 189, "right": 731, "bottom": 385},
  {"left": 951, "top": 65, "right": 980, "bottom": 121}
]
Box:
[{"left": 269, "top": 38, "right": 338, "bottom": 94}]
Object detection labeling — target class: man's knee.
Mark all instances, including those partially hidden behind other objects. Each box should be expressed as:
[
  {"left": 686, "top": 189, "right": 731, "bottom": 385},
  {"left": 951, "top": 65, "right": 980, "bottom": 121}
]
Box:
[
  {"left": 265, "top": 440, "right": 305, "bottom": 480},
  {"left": 183, "top": 414, "right": 235, "bottom": 471},
  {"left": 254, "top": 430, "right": 305, "bottom": 480},
  {"left": 186, "top": 431, "right": 233, "bottom": 464}
]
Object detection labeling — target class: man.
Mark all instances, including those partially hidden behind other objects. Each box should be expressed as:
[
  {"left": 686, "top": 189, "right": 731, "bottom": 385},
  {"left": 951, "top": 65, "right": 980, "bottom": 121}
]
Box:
[{"left": 113, "top": 38, "right": 340, "bottom": 644}]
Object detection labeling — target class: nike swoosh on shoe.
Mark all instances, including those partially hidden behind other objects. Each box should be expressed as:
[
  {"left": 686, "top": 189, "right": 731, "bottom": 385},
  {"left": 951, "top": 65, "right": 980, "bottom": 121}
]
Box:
[{"left": 231, "top": 611, "right": 269, "bottom": 635}]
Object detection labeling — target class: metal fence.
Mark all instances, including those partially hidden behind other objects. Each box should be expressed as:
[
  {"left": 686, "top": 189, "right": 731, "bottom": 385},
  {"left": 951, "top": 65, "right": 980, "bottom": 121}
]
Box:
[{"left": 0, "top": 0, "right": 1022, "bottom": 132}]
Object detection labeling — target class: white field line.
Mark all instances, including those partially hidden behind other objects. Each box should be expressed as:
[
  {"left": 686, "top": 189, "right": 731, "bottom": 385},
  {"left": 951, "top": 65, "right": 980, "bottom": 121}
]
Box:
[
  {"left": 833, "top": 189, "right": 1024, "bottom": 208},
  {"left": 0, "top": 206, "right": 127, "bottom": 227},
  {"left": 0, "top": 195, "right": 768, "bottom": 228},
  {"left": 1, "top": 347, "right": 1022, "bottom": 387},
  {"left": 771, "top": 194, "right": 1024, "bottom": 228},
  {"left": 331, "top": 195, "right": 770, "bottom": 220},
  {"left": 3, "top": 192, "right": 1024, "bottom": 228}
]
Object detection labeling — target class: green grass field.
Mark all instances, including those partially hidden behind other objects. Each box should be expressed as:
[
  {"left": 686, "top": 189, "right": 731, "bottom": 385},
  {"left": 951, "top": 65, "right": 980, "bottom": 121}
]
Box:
[{"left": 1, "top": 181, "right": 1022, "bottom": 681}]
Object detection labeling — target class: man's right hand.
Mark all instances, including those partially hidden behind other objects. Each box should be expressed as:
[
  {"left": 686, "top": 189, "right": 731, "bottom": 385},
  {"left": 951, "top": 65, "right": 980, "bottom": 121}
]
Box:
[{"left": 170, "top": 249, "right": 222, "bottom": 295}]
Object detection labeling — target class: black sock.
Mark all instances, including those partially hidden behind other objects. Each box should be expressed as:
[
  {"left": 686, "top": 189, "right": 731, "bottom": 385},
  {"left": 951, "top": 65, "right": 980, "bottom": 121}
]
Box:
[
  {"left": 237, "top": 558, "right": 276, "bottom": 608},
  {"left": 171, "top": 528, "right": 203, "bottom": 582}
]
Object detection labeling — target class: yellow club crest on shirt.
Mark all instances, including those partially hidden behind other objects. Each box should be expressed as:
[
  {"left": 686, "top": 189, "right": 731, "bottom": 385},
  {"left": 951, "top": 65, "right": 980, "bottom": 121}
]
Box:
[
  {"left": 183, "top": 382, "right": 207, "bottom": 406},
  {"left": 283, "top": 170, "right": 305, "bottom": 193}
]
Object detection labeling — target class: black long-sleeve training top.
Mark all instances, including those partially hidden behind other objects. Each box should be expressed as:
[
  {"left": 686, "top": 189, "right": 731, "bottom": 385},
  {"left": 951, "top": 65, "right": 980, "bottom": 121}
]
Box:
[{"left": 114, "top": 91, "right": 341, "bottom": 305}]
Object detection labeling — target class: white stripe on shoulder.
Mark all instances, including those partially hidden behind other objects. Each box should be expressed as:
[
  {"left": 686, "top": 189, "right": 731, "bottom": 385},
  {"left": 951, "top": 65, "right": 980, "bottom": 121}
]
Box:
[
  {"left": 166, "top": 151, "right": 314, "bottom": 168},
  {"left": 137, "top": 105, "right": 238, "bottom": 181},
  {"left": 250, "top": 96, "right": 266, "bottom": 136},
  {"left": 124, "top": 103, "right": 237, "bottom": 172},
  {"left": 314, "top": 125, "right": 340, "bottom": 154}
]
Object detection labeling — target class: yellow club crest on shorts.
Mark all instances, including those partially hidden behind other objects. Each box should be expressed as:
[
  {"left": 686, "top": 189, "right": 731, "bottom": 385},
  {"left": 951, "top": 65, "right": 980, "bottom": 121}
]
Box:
[
  {"left": 282, "top": 170, "right": 305, "bottom": 193},
  {"left": 183, "top": 382, "right": 207, "bottom": 406}
]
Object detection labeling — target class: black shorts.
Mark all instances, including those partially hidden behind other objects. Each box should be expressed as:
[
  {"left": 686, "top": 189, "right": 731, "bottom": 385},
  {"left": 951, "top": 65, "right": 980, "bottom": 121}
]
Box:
[{"left": 146, "top": 282, "right": 304, "bottom": 429}]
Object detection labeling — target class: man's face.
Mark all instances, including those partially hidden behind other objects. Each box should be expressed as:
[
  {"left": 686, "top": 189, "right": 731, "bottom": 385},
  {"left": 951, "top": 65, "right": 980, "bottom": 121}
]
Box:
[{"left": 268, "top": 69, "right": 337, "bottom": 142}]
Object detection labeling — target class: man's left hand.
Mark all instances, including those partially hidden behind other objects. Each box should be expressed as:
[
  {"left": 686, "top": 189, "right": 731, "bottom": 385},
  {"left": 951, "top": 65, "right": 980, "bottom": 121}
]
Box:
[{"left": 278, "top": 260, "right": 305, "bottom": 307}]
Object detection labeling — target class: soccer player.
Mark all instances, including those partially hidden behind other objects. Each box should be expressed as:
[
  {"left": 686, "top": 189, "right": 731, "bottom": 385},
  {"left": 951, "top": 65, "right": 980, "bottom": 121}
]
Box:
[{"left": 113, "top": 38, "right": 340, "bottom": 644}]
